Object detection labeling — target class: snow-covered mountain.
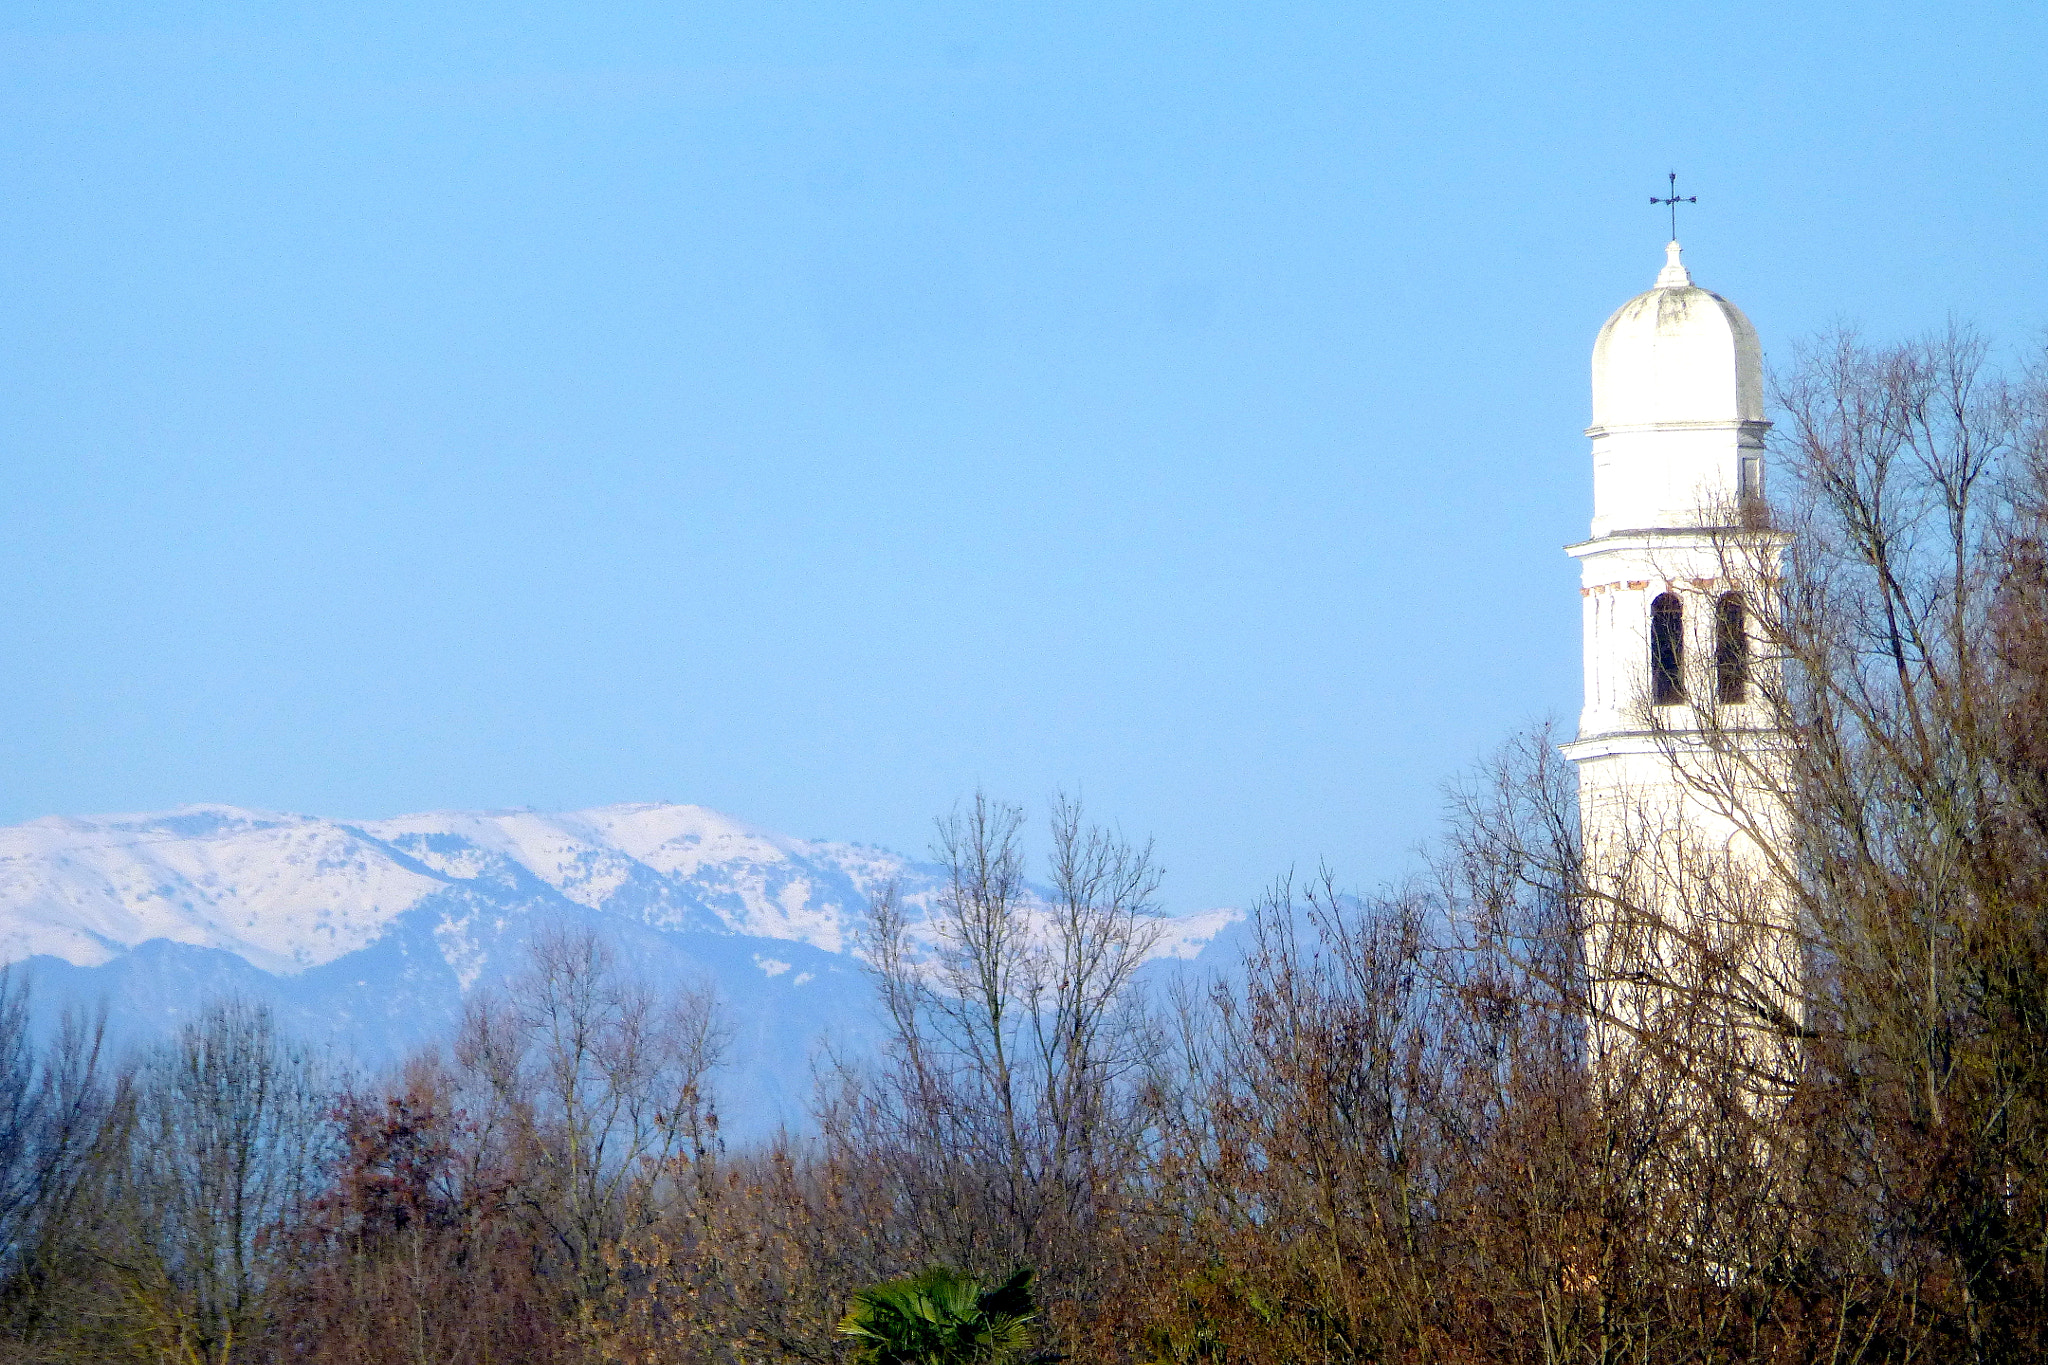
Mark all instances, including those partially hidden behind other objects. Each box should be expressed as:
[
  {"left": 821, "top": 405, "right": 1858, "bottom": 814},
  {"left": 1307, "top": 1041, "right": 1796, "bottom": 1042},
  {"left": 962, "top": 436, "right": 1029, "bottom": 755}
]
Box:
[
  {"left": 0, "top": 802, "right": 923, "bottom": 972},
  {"left": 0, "top": 803, "right": 1241, "bottom": 1138}
]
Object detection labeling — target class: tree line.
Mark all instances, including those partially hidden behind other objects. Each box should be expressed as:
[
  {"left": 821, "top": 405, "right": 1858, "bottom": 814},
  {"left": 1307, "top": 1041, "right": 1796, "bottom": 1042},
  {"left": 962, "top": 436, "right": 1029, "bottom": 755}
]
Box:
[{"left": 2, "top": 328, "right": 2046, "bottom": 1364}]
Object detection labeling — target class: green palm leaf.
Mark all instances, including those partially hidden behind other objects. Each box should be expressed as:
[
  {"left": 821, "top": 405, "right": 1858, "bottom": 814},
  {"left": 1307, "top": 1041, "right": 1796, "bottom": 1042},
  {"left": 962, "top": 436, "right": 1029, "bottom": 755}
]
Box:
[{"left": 837, "top": 1266, "right": 1039, "bottom": 1365}]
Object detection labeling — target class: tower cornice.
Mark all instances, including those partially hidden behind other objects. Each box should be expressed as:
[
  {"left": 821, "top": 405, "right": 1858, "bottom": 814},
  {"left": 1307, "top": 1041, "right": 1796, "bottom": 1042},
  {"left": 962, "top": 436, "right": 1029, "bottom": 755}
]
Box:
[
  {"left": 1562, "top": 729, "right": 1797, "bottom": 763},
  {"left": 1586, "top": 417, "right": 1772, "bottom": 440},
  {"left": 1566, "top": 527, "right": 1793, "bottom": 559}
]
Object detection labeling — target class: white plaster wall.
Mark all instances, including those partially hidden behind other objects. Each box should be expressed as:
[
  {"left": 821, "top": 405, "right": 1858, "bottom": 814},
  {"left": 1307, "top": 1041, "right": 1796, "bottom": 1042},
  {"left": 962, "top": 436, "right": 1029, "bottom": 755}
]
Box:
[
  {"left": 1567, "top": 531, "right": 1778, "bottom": 742},
  {"left": 1590, "top": 420, "right": 1767, "bottom": 535}
]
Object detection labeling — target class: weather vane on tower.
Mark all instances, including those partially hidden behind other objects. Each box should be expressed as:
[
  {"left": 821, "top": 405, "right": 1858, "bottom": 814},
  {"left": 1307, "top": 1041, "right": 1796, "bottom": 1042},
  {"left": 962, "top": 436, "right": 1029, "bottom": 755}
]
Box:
[{"left": 1652, "top": 171, "right": 1696, "bottom": 242}]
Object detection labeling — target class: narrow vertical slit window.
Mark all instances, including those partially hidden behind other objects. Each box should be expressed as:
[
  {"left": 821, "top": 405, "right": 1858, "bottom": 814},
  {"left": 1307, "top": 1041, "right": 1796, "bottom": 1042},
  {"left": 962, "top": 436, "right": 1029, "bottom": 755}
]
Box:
[
  {"left": 1716, "top": 591, "right": 1748, "bottom": 703},
  {"left": 1651, "top": 592, "right": 1685, "bottom": 705}
]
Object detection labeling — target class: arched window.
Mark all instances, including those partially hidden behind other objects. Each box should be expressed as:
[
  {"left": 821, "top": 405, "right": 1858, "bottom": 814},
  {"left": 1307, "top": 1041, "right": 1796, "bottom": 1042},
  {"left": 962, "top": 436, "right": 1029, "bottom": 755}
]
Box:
[
  {"left": 1651, "top": 592, "right": 1685, "bottom": 705},
  {"left": 1716, "top": 591, "right": 1749, "bottom": 703}
]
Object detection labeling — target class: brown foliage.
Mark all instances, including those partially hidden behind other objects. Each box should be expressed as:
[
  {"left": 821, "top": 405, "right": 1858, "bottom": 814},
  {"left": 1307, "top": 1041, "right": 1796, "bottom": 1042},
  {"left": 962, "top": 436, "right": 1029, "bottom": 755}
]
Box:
[{"left": 271, "top": 1068, "right": 573, "bottom": 1365}]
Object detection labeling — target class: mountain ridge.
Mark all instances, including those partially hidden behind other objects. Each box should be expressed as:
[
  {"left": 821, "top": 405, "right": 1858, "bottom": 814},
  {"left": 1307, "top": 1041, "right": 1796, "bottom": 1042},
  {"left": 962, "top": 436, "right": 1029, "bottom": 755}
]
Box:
[
  {"left": 0, "top": 801, "right": 1242, "bottom": 1138},
  {"left": 0, "top": 800, "right": 933, "bottom": 973}
]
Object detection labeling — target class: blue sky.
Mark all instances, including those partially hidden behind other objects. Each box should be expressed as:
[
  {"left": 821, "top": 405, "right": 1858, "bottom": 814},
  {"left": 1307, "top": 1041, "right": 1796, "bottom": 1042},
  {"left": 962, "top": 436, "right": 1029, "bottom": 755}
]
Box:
[{"left": 1, "top": 0, "right": 2042, "bottom": 913}]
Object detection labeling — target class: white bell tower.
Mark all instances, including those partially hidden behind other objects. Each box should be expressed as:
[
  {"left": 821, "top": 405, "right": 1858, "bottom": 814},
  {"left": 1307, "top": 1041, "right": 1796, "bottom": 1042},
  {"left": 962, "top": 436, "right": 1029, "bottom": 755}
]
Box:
[{"left": 1562, "top": 239, "right": 1797, "bottom": 1068}]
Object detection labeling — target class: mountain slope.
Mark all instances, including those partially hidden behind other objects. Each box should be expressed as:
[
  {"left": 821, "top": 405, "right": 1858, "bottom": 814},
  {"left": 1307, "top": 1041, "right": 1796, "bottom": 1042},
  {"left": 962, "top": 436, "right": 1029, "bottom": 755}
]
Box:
[
  {"left": 0, "top": 802, "right": 1240, "bottom": 1139},
  {"left": 0, "top": 802, "right": 925, "bottom": 972}
]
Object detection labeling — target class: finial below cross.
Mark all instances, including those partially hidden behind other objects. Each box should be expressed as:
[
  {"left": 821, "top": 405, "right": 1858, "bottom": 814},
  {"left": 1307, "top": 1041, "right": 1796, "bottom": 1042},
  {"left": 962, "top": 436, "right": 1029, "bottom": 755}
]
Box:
[{"left": 1651, "top": 171, "right": 1696, "bottom": 241}]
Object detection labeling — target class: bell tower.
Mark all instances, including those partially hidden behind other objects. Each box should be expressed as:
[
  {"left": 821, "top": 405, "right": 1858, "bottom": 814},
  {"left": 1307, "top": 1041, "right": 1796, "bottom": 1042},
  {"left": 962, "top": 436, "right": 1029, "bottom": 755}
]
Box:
[{"left": 1562, "top": 239, "right": 1797, "bottom": 1076}]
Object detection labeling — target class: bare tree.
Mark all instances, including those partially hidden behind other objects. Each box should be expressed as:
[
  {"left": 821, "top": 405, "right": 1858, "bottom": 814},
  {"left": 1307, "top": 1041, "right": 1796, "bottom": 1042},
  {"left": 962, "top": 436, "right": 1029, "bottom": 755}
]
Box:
[
  {"left": 455, "top": 923, "right": 726, "bottom": 1325},
  {"left": 1757, "top": 326, "right": 2048, "bottom": 1359},
  {"left": 841, "top": 792, "right": 1163, "bottom": 1322},
  {"left": 0, "top": 969, "right": 128, "bottom": 1348},
  {"left": 98, "top": 998, "right": 330, "bottom": 1365}
]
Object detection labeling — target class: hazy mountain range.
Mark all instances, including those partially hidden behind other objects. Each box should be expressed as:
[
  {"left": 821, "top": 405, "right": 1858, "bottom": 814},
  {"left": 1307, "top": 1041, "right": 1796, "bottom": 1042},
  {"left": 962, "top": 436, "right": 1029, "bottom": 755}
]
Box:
[{"left": 0, "top": 802, "right": 1241, "bottom": 1138}]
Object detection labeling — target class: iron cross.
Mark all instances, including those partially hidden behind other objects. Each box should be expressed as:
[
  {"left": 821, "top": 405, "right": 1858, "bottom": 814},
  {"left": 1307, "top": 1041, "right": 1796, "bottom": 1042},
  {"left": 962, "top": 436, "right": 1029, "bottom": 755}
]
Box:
[{"left": 1651, "top": 172, "right": 1696, "bottom": 240}]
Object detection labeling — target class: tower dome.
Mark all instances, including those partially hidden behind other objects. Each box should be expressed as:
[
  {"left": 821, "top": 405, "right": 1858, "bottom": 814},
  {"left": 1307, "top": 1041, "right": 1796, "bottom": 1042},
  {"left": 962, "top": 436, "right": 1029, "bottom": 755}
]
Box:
[
  {"left": 1591, "top": 242, "right": 1762, "bottom": 429},
  {"left": 1583, "top": 242, "right": 1767, "bottom": 536}
]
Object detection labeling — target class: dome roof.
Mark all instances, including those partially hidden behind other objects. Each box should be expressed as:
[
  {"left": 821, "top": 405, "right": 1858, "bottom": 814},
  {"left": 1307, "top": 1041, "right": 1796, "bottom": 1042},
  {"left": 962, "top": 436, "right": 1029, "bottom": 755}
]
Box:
[{"left": 1591, "top": 242, "right": 1762, "bottom": 428}]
